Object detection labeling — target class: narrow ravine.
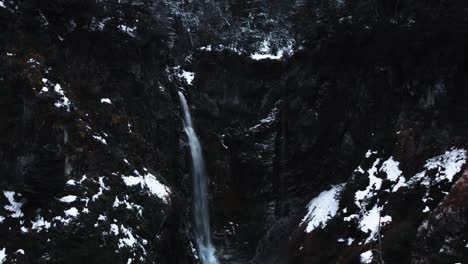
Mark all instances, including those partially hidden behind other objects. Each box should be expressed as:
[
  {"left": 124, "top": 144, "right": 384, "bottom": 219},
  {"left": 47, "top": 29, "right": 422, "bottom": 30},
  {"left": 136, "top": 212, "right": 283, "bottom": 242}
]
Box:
[{"left": 179, "top": 91, "right": 219, "bottom": 264}]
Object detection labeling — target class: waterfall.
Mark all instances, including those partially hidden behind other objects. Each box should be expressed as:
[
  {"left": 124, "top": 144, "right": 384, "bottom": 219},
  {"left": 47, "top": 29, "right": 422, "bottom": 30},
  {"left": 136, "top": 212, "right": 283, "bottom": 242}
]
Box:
[{"left": 178, "top": 91, "right": 219, "bottom": 264}]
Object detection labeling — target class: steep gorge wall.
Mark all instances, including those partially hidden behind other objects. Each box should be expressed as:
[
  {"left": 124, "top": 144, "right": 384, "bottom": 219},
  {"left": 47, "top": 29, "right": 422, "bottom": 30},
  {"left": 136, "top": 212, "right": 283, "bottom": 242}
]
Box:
[{"left": 0, "top": 0, "right": 467, "bottom": 264}]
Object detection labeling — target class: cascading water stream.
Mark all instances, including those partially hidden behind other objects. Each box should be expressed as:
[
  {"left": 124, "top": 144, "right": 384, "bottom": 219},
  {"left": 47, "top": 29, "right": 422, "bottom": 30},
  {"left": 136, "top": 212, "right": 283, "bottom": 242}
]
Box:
[{"left": 178, "top": 91, "right": 219, "bottom": 264}]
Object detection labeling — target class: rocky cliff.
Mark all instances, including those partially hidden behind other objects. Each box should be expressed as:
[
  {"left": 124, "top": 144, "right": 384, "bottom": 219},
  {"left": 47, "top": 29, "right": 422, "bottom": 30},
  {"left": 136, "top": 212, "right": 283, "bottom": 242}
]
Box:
[{"left": 0, "top": 0, "right": 467, "bottom": 263}]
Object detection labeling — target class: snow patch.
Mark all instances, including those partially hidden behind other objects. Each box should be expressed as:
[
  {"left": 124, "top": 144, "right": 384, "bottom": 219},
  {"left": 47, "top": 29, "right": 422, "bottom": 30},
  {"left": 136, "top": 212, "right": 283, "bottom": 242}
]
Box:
[
  {"left": 0, "top": 248, "right": 5, "bottom": 264},
  {"left": 423, "top": 148, "right": 466, "bottom": 182},
  {"left": 250, "top": 101, "right": 281, "bottom": 131},
  {"left": 64, "top": 207, "right": 79, "bottom": 218},
  {"left": 360, "top": 250, "right": 373, "bottom": 264},
  {"left": 301, "top": 184, "right": 345, "bottom": 233},
  {"left": 118, "top": 25, "right": 136, "bottom": 37},
  {"left": 93, "top": 135, "right": 107, "bottom": 145},
  {"left": 66, "top": 179, "right": 76, "bottom": 186},
  {"left": 92, "top": 177, "right": 109, "bottom": 201},
  {"left": 112, "top": 196, "right": 143, "bottom": 216},
  {"left": 355, "top": 159, "right": 382, "bottom": 209},
  {"left": 118, "top": 225, "right": 138, "bottom": 248},
  {"left": 250, "top": 40, "right": 293, "bottom": 60},
  {"left": 365, "top": 150, "right": 377, "bottom": 158},
  {"left": 53, "top": 84, "right": 71, "bottom": 111},
  {"left": 110, "top": 224, "right": 119, "bottom": 235},
  {"left": 359, "top": 205, "right": 392, "bottom": 243},
  {"left": 122, "top": 171, "right": 170, "bottom": 203},
  {"left": 100, "top": 98, "right": 112, "bottom": 104},
  {"left": 381, "top": 157, "right": 402, "bottom": 181},
  {"left": 31, "top": 216, "right": 51, "bottom": 231},
  {"left": 59, "top": 195, "right": 77, "bottom": 203},
  {"left": 3, "top": 191, "right": 23, "bottom": 218}
]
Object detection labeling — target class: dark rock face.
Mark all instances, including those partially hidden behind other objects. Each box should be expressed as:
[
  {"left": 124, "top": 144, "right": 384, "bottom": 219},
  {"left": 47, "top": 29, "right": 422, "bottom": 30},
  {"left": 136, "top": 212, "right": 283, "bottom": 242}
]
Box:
[
  {"left": 411, "top": 168, "right": 468, "bottom": 264},
  {"left": 0, "top": 0, "right": 467, "bottom": 264}
]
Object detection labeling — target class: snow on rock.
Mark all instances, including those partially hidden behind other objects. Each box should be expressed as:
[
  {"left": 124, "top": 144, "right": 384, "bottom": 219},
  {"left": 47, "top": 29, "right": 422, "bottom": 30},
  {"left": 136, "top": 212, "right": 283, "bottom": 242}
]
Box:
[
  {"left": 199, "top": 45, "right": 212, "bottom": 51},
  {"left": 198, "top": 44, "right": 243, "bottom": 55},
  {"left": 110, "top": 224, "right": 119, "bottom": 235},
  {"left": 98, "top": 215, "right": 107, "bottom": 221},
  {"left": 118, "top": 24, "right": 136, "bottom": 37},
  {"left": 64, "top": 207, "right": 79, "bottom": 218},
  {"left": 301, "top": 184, "right": 345, "bottom": 233},
  {"left": 403, "top": 148, "right": 467, "bottom": 195},
  {"left": 113, "top": 196, "right": 143, "bottom": 216},
  {"left": 122, "top": 171, "right": 170, "bottom": 203},
  {"left": 59, "top": 195, "right": 77, "bottom": 203},
  {"left": 92, "top": 177, "right": 109, "bottom": 201},
  {"left": 53, "top": 84, "right": 71, "bottom": 111},
  {"left": 250, "top": 39, "right": 293, "bottom": 61},
  {"left": 423, "top": 148, "right": 466, "bottom": 182},
  {"left": 381, "top": 157, "right": 406, "bottom": 192},
  {"left": 109, "top": 224, "right": 147, "bottom": 252},
  {"left": 355, "top": 159, "right": 382, "bottom": 209},
  {"left": 381, "top": 157, "right": 403, "bottom": 181},
  {"left": 3, "top": 191, "right": 23, "bottom": 218},
  {"left": 90, "top": 17, "right": 110, "bottom": 31},
  {"left": 360, "top": 250, "right": 373, "bottom": 264},
  {"left": 168, "top": 66, "right": 196, "bottom": 85},
  {"left": 118, "top": 225, "right": 140, "bottom": 249},
  {"left": 359, "top": 205, "right": 392, "bottom": 243},
  {"left": 144, "top": 173, "right": 171, "bottom": 202},
  {"left": 355, "top": 155, "right": 407, "bottom": 207},
  {"left": 0, "top": 248, "right": 5, "bottom": 264},
  {"left": 100, "top": 98, "right": 112, "bottom": 104},
  {"left": 365, "top": 149, "right": 377, "bottom": 158},
  {"left": 66, "top": 179, "right": 76, "bottom": 186},
  {"left": 93, "top": 134, "right": 107, "bottom": 145},
  {"left": 250, "top": 101, "right": 281, "bottom": 131},
  {"left": 31, "top": 216, "right": 52, "bottom": 231},
  {"left": 179, "top": 70, "right": 195, "bottom": 85},
  {"left": 407, "top": 148, "right": 467, "bottom": 186}
]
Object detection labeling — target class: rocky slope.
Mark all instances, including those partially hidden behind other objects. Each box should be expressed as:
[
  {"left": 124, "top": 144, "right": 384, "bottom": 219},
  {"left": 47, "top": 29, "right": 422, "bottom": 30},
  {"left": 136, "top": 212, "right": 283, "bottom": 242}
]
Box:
[{"left": 0, "top": 0, "right": 467, "bottom": 264}]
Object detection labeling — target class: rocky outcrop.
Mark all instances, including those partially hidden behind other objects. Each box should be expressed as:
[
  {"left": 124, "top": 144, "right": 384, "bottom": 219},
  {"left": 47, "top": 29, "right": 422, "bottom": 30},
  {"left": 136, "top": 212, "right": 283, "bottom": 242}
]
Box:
[{"left": 411, "top": 167, "right": 468, "bottom": 264}]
